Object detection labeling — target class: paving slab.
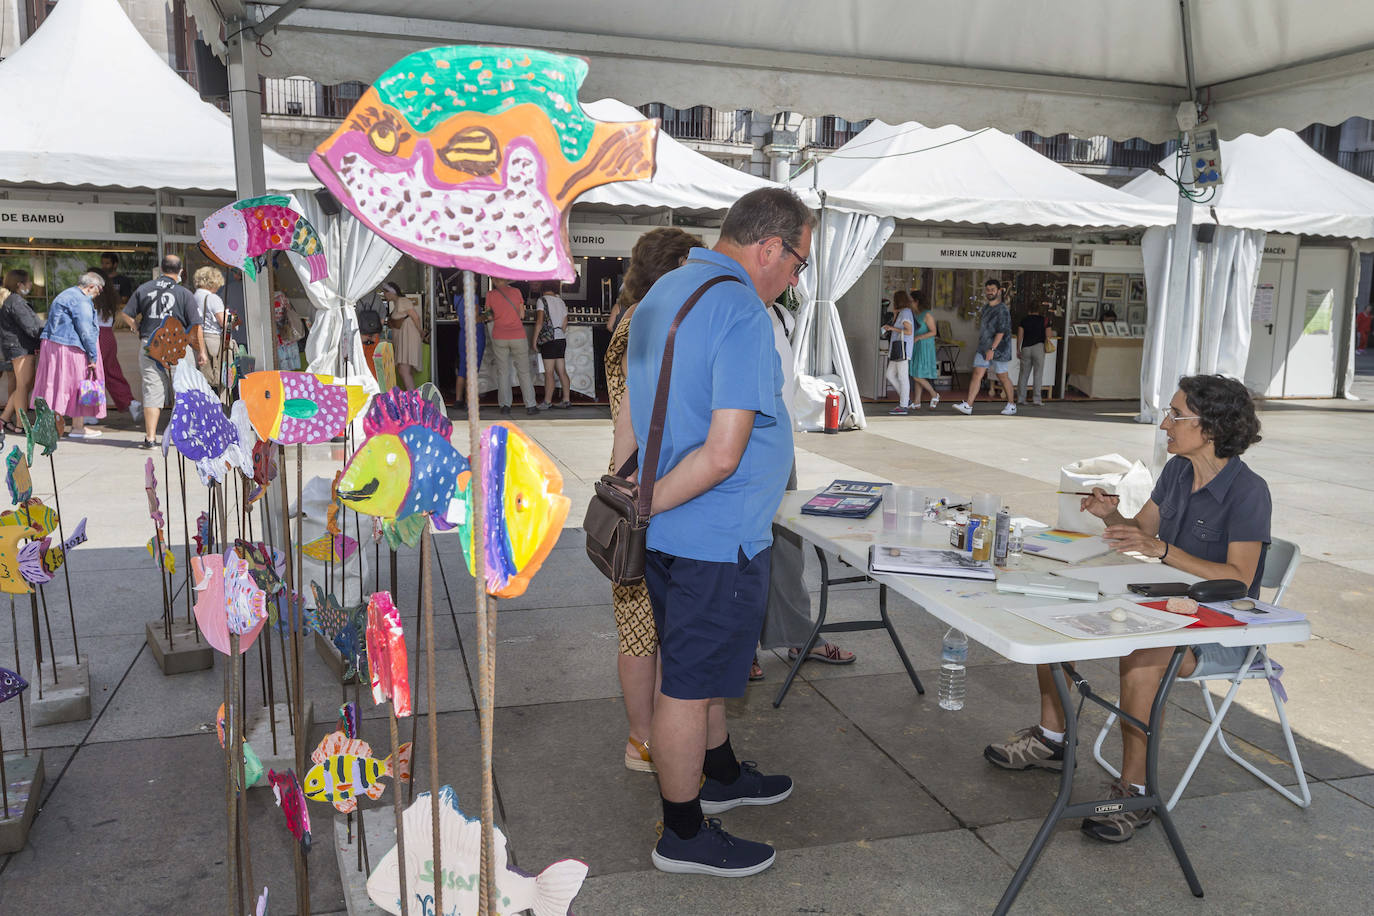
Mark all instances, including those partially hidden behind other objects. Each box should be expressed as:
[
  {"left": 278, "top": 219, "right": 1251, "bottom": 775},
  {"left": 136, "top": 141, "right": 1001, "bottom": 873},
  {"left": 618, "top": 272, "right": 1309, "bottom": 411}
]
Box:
[
  {"left": 975, "top": 783, "right": 1374, "bottom": 914},
  {"left": 0, "top": 634, "right": 144, "bottom": 748},
  {"left": 1331, "top": 774, "right": 1374, "bottom": 807}
]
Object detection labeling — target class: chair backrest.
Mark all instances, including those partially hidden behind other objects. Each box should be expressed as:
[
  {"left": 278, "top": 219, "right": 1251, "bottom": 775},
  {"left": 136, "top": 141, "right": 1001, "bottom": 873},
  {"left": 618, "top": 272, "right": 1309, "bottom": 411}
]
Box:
[{"left": 1262, "top": 537, "right": 1301, "bottom": 604}]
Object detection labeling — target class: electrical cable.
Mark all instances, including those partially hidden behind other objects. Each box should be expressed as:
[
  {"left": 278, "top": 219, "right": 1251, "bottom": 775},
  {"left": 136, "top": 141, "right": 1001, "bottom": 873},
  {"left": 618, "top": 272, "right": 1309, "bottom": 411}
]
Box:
[{"left": 790, "top": 126, "right": 993, "bottom": 182}]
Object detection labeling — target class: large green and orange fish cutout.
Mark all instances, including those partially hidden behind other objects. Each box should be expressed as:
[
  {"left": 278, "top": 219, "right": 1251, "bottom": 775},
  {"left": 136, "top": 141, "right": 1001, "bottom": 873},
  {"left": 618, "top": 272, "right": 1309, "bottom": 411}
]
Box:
[
  {"left": 337, "top": 390, "right": 567, "bottom": 597},
  {"left": 308, "top": 45, "right": 658, "bottom": 281}
]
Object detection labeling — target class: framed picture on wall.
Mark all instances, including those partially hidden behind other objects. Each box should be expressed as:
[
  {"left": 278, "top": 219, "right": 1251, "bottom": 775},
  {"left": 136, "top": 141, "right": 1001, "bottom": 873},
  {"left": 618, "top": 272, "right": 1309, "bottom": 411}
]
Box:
[
  {"left": 1072, "top": 322, "right": 1091, "bottom": 336},
  {"left": 558, "top": 257, "right": 588, "bottom": 300},
  {"left": 1076, "top": 274, "right": 1101, "bottom": 298},
  {"left": 1089, "top": 321, "right": 1105, "bottom": 336},
  {"left": 1115, "top": 321, "right": 1131, "bottom": 337},
  {"left": 1103, "top": 322, "right": 1118, "bottom": 337},
  {"left": 1076, "top": 299, "right": 1098, "bottom": 320},
  {"left": 1127, "top": 304, "right": 1147, "bottom": 325},
  {"left": 1128, "top": 277, "right": 1146, "bottom": 304},
  {"left": 1101, "top": 278, "right": 1126, "bottom": 302},
  {"left": 1130, "top": 323, "right": 1146, "bottom": 337}
]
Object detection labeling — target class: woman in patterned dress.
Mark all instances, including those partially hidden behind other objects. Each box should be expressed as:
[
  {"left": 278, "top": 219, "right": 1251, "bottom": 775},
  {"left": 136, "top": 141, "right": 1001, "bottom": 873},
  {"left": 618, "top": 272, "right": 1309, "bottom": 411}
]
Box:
[{"left": 604, "top": 227, "right": 701, "bottom": 773}]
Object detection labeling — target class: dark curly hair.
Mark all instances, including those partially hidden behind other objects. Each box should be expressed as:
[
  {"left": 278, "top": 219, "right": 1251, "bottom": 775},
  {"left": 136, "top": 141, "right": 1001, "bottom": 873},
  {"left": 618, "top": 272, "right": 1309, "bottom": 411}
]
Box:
[
  {"left": 615, "top": 227, "right": 703, "bottom": 310},
  {"left": 1177, "top": 374, "right": 1262, "bottom": 458}
]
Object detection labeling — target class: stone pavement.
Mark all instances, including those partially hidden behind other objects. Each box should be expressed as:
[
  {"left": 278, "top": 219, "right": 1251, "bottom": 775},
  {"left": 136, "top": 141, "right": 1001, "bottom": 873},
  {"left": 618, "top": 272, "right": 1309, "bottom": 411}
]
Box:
[{"left": 1, "top": 376, "right": 1372, "bottom": 914}]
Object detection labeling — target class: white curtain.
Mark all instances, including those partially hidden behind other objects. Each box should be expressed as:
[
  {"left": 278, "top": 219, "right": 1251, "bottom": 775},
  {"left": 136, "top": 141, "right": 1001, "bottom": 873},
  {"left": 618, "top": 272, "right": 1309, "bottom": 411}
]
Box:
[
  {"left": 1139, "top": 224, "right": 1265, "bottom": 469},
  {"left": 792, "top": 207, "right": 894, "bottom": 429},
  {"left": 288, "top": 193, "right": 402, "bottom": 395}
]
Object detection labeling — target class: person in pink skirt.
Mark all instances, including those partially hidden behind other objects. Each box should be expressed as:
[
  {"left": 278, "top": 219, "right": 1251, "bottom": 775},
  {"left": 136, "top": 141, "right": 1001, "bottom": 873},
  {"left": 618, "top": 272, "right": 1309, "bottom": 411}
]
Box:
[
  {"left": 32, "top": 271, "right": 106, "bottom": 439},
  {"left": 92, "top": 264, "right": 138, "bottom": 424}
]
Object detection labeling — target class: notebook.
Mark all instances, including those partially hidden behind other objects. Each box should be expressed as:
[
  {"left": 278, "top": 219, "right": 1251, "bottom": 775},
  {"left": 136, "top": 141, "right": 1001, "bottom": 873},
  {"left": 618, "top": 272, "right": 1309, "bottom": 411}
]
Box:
[{"left": 868, "top": 545, "right": 995, "bottom": 580}]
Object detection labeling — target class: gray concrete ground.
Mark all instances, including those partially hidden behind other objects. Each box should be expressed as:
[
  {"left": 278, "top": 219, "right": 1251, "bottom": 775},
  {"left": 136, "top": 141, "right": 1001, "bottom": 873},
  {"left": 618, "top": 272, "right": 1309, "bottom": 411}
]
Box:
[{"left": 1, "top": 349, "right": 1372, "bottom": 914}]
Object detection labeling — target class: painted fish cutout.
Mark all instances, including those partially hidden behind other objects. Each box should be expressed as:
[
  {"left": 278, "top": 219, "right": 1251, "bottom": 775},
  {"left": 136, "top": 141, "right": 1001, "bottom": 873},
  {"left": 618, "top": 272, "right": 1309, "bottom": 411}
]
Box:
[
  {"left": 0, "top": 666, "right": 28, "bottom": 704},
  {"left": 257, "top": 887, "right": 268, "bottom": 916},
  {"left": 144, "top": 315, "right": 192, "bottom": 370},
  {"left": 301, "top": 533, "right": 358, "bottom": 563},
  {"left": 338, "top": 389, "right": 468, "bottom": 523},
  {"left": 267, "top": 768, "right": 312, "bottom": 854},
  {"left": 312, "top": 731, "right": 372, "bottom": 766},
  {"left": 224, "top": 553, "right": 268, "bottom": 634},
  {"left": 326, "top": 470, "right": 344, "bottom": 538},
  {"left": 338, "top": 702, "right": 360, "bottom": 740},
  {"left": 0, "top": 499, "right": 56, "bottom": 536},
  {"left": 193, "top": 553, "right": 267, "bottom": 654},
  {"left": 19, "top": 398, "right": 58, "bottom": 464},
  {"left": 194, "top": 511, "right": 215, "bottom": 555},
  {"left": 366, "top": 591, "right": 411, "bottom": 717},
  {"left": 215, "top": 703, "right": 265, "bottom": 789},
  {"left": 0, "top": 523, "right": 39, "bottom": 594},
  {"left": 333, "top": 621, "right": 368, "bottom": 683},
  {"left": 164, "top": 355, "right": 246, "bottom": 484},
  {"left": 228, "top": 399, "right": 259, "bottom": 479},
  {"left": 200, "top": 195, "right": 329, "bottom": 283},
  {"left": 239, "top": 371, "right": 369, "bottom": 445},
  {"left": 310, "top": 45, "right": 657, "bottom": 281},
  {"left": 366, "top": 785, "right": 587, "bottom": 916},
  {"left": 6, "top": 446, "right": 32, "bottom": 503},
  {"left": 233, "top": 540, "right": 287, "bottom": 596},
  {"left": 40, "top": 516, "right": 86, "bottom": 575},
  {"left": 146, "top": 535, "right": 175, "bottom": 574},
  {"left": 20, "top": 516, "right": 87, "bottom": 583},
  {"left": 144, "top": 458, "right": 165, "bottom": 530},
  {"left": 450, "top": 422, "right": 569, "bottom": 598},
  {"left": 371, "top": 341, "right": 396, "bottom": 392},
  {"left": 305, "top": 580, "right": 359, "bottom": 639},
  {"left": 302, "top": 752, "right": 395, "bottom": 813}
]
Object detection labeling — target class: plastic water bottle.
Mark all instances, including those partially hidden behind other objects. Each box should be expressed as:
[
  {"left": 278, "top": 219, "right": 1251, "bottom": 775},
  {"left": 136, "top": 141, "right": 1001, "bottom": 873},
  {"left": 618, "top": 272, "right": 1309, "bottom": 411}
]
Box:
[
  {"left": 1008, "top": 522, "right": 1025, "bottom": 568},
  {"left": 939, "top": 628, "right": 968, "bottom": 710}
]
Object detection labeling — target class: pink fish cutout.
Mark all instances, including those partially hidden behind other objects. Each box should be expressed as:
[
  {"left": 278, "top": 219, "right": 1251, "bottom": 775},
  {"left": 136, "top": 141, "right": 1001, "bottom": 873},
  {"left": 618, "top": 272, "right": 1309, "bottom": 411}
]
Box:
[
  {"left": 192, "top": 553, "right": 267, "bottom": 654},
  {"left": 225, "top": 553, "right": 267, "bottom": 634},
  {"left": 365, "top": 591, "right": 411, "bottom": 717},
  {"left": 267, "top": 769, "right": 312, "bottom": 854},
  {"left": 144, "top": 458, "right": 164, "bottom": 530}
]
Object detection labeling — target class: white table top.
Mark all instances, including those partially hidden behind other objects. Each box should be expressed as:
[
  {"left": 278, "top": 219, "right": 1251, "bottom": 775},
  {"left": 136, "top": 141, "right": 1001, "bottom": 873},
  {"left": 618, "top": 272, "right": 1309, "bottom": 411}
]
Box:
[{"left": 777, "top": 488, "right": 1311, "bottom": 666}]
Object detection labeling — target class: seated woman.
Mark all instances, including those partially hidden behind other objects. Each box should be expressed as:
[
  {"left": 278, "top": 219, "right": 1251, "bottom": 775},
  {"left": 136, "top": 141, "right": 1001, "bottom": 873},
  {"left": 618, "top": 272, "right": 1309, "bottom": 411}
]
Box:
[{"left": 983, "top": 374, "right": 1270, "bottom": 844}]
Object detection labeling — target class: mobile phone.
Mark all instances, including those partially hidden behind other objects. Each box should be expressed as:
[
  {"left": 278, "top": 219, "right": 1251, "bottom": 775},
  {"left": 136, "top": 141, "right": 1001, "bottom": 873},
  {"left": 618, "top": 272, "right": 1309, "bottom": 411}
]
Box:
[{"left": 1127, "top": 582, "right": 1193, "bottom": 598}]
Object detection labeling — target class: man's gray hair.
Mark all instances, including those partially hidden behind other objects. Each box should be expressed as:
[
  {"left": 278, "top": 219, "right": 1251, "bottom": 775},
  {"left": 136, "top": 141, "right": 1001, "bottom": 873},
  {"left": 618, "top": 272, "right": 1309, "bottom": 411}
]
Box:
[
  {"left": 719, "top": 188, "right": 817, "bottom": 248},
  {"left": 78, "top": 271, "right": 106, "bottom": 291}
]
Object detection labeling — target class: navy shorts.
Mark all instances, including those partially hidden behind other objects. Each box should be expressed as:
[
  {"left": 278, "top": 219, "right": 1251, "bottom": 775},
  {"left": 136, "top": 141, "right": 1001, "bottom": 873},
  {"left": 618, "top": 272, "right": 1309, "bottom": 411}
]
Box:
[{"left": 645, "top": 547, "right": 771, "bottom": 700}]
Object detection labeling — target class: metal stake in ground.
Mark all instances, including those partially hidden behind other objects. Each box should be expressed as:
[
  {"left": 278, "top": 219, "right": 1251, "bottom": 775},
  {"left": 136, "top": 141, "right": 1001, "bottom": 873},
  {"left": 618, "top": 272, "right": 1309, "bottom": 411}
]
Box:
[
  {"left": 463, "top": 268, "right": 498, "bottom": 915},
  {"left": 10, "top": 597, "right": 29, "bottom": 754},
  {"left": 45, "top": 454, "right": 79, "bottom": 659},
  {"left": 420, "top": 525, "right": 443, "bottom": 916}
]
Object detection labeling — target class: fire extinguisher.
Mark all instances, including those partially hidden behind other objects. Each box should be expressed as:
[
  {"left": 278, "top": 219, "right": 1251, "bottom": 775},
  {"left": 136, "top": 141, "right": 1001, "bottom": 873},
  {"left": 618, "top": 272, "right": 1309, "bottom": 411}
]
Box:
[{"left": 824, "top": 390, "right": 840, "bottom": 434}]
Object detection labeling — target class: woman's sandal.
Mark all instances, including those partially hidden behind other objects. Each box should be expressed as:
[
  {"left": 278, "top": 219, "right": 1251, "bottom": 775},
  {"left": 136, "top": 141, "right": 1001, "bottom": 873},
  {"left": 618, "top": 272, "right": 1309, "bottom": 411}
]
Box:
[
  {"left": 624, "top": 736, "right": 656, "bottom": 774},
  {"left": 749, "top": 655, "right": 765, "bottom": 681},
  {"left": 1, "top": 420, "right": 22, "bottom": 435},
  {"left": 787, "top": 641, "right": 857, "bottom": 665}
]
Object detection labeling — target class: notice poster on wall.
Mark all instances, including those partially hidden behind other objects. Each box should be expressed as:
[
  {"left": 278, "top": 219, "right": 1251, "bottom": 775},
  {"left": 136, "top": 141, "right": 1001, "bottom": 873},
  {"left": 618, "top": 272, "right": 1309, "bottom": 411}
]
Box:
[
  {"left": 1251, "top": 283, "right": 1275, "bottom": 323},
  {"left": 1303, "top": 289, "right": 1333, "bottom": 336}
]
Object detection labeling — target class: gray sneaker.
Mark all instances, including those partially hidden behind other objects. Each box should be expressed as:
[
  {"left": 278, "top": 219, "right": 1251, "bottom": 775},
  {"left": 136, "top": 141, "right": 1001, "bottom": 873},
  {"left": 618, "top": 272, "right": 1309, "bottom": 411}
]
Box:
[
  {"left": 1081, "top": 779, "right": 1154, "bottom": 843},
  {"left": 983, "top": 725, "right": 1065, "bottom": 771}
]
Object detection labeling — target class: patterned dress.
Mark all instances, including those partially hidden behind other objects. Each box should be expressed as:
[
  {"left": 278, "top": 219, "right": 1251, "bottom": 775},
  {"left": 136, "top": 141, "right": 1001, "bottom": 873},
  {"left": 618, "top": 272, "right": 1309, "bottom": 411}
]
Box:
[{"left": 604, "top": 305, "right": 658, "bottom": 657}]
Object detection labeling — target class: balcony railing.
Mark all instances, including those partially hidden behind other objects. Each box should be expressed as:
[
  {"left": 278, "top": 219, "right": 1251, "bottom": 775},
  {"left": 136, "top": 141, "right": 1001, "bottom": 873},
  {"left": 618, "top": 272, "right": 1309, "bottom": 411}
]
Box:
[
  {"left": 1337, "top": 149, "right": 1374, "bottom": 180},
  {"left": 636, "top": 104, "right": 752, "bottom": 145},
  {"left": 810, "top": 116, "right": 870, "bottom": 150},
  {"left": 1017, "top": 132, "right": 1175, "bottom": 170},
  {"left": 261, "top": 78, "right": 367, "bottom": 119}
]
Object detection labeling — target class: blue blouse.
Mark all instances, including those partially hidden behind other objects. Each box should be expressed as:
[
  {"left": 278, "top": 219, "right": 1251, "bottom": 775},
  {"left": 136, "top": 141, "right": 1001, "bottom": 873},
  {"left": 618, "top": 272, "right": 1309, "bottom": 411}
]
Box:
[{"left": 1151, "top": 455, "right": 1271, "bottom": 597}]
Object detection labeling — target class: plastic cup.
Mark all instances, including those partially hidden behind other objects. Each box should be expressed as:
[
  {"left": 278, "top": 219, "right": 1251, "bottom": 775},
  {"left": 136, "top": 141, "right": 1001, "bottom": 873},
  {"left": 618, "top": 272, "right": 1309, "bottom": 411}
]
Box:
[
  {"left": 895, "top": 486, "right": 923, "bottom": 538},
  {"left": 972, "top": 492, "right": 1000, "bottom": 518}
]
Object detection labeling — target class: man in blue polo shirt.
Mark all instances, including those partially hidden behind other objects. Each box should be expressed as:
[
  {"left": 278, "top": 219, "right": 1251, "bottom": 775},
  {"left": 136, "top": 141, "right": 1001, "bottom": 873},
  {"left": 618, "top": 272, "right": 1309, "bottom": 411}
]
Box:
[{"left": 615, "top": 188, "right": 814, "bottom": 877}]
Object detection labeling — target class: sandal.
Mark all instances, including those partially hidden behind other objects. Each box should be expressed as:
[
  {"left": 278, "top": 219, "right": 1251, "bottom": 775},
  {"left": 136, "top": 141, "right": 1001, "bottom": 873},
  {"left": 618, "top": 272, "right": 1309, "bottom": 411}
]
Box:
[
  {"left": 749, "top": 655, "right": 765, "bottom": 681},
  {"left": 1, "top": 420, "right": 21, "bottom": 435},
  {"left": 787, "top": 642, "right": 857, "bottom": 665},
  {"left": 624, "top": 736, "right": 656, "bottom": 774}
]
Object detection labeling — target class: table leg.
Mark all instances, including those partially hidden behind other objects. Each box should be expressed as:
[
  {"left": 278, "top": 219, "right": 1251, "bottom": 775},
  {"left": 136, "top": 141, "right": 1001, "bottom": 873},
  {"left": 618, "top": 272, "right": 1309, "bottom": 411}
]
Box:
[
  {"left": 1148, "top": 648, "right": 1205, "bottom": 897},
  {"left": 772, "top": 550, "right": 829, "bottom": 708},
  {"left": 879, "top": 584, "right": 924, "bottom": 695}
]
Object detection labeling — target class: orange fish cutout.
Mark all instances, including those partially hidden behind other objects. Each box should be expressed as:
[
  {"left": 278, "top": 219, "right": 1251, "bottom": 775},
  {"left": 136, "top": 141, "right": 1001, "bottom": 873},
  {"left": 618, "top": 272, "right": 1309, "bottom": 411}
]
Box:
[
  {"left": 309, "top": 45, "right": 657, "bottom": 280},
  {"left": 145, "top": 315, "right": 192, "bottom": 369}
]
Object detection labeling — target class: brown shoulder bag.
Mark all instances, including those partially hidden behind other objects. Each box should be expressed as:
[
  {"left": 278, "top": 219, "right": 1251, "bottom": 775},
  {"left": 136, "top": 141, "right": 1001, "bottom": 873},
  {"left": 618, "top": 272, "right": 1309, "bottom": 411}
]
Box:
[{"left": 583, "top": 275, "right": 740, "bottom": 584}]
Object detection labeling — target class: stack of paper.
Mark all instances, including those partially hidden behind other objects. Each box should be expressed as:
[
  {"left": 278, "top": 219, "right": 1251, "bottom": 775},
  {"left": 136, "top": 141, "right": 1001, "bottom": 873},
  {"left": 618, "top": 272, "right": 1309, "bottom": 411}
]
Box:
[
  {"left": 869, "top": 545, "right": 995, "bottom": 580},
  {"left": 1020, "top": 529, "right": 1111, "bottom": 564}
]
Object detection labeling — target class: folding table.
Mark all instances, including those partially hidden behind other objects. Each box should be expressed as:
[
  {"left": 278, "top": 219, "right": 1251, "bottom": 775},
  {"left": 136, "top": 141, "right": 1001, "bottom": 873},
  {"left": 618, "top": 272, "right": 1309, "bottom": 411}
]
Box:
[{"left": 776, "top": 489, "right": 1311, "bottom": 914}]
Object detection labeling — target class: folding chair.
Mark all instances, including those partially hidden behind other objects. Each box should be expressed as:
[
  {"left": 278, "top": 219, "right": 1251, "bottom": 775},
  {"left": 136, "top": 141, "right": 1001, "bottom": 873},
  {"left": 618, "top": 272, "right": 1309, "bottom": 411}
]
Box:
[
  {"left": 934, "top": 320, "right": 964, "bottom": 390},
  {"left": 1092, "top": 537, "right": 1311, "bottom": 810}
]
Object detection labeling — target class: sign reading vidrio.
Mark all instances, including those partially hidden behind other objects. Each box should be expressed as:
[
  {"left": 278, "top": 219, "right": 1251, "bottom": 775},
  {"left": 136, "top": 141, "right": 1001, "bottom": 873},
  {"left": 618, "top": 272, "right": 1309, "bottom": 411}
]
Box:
[{"left": 0, "top": 205, "right": 115, "bottom": 237}]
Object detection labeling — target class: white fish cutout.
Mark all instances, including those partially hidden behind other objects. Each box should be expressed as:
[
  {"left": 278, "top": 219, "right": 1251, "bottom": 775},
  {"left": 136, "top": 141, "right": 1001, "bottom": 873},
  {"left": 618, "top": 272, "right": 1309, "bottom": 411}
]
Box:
[
  {"left": 229, "top": 399, "right": 258, "bottom": 479},
  {"left": 163, "top": 355, "right": 246, "bottom": 485},
  {"left": 366, "top": 785, "right": 586, "bottom": 916}
]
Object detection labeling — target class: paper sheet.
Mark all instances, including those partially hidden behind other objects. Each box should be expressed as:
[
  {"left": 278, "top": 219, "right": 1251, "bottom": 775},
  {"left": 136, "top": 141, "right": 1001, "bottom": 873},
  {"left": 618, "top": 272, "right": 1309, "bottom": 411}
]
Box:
[
  {"left": 1005, "top": 599, "right": 1197, "bottom": 640},
  {"left": 1063, "top": 563, "right": 1202, "bottom": 596},
  {"left": 1203, "top": 598, "right": 1307, "bottom": 625}
]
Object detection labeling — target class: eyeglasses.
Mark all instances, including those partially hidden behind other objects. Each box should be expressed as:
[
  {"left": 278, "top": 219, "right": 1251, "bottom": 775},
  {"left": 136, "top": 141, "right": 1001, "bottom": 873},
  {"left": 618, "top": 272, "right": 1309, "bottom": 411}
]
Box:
[
  {"left": 1162, "top": 406, "right": 1200, "bottom": 423},
  {"left": 779, "top": 239, "right": 809, "bottom": 278}
]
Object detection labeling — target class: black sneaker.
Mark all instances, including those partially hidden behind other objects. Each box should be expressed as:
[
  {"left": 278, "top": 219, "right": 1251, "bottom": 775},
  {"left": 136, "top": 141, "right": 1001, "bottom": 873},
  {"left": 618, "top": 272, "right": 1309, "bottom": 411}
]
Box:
[
  {"left": 699, "top": 761, "right": 793, "bottom": 814},
  {"left": 499, "top": 406, "right": 512, "bottom": 417},
  {"left": 140, "top": 438, "right": 156, "bottom": 450},
  {"left": 525, "top": 406, "right": 540, "bottom": 415},
  {"left": 651, "top": 818, "right": 775, "bottom": 877}
]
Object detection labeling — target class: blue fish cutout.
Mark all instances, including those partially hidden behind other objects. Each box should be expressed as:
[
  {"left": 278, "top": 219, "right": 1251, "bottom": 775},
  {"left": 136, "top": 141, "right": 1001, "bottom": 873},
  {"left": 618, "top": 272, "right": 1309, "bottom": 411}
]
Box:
[{"left": 0, "top": 666, "right": 29, "bottom": 703}]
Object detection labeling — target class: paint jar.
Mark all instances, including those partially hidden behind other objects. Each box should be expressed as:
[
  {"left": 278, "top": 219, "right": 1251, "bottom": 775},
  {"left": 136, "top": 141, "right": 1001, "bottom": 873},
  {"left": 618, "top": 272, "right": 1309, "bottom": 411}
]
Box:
[
  {"left": 950, "top": 513, "right": 969, "bottom": 549},
  {"left": 970, "top": 514, "right": 993, "bottom": 562}
]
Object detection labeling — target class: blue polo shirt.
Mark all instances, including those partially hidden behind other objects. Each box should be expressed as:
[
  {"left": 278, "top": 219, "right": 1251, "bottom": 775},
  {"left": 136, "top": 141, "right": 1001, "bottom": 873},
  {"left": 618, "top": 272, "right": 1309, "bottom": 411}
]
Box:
[
  {"left": 1151, "top": 455, "right": 1271, "bottom": 596},
  {"left": 627, "top": 249, "right": 792, "bottom": 562}
]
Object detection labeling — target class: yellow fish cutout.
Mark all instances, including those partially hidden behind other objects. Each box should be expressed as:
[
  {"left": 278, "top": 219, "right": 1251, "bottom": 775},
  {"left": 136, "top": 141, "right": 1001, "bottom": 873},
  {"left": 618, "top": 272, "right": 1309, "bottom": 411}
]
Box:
[{"left": 0, "top": 523, "right": 40, "bottom": 594}]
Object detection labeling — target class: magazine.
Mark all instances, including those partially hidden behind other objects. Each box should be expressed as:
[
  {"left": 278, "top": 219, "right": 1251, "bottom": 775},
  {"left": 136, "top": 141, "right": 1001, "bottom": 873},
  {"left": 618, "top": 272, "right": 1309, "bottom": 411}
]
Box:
[
  {"left": 801, "top": 479, "right": 887, "bottom": 519},
  {"left": 1020, "top": 528, "right": 1111, "bottom": 564},
  {"left": 868, "top": 544, "right": 995, "bottom": 580}
]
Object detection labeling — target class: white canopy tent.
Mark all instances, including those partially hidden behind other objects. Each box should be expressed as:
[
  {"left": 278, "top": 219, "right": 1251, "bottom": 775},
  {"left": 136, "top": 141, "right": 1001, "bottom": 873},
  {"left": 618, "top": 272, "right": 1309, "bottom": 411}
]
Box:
[
  {"left": 1123, "top": 130, "right": 1374, "bottom": 429},
  {"left": 0, "top": 0, "right": 313, "bottom": 191},
  {"left": 187, "top": 1, "right": 1374, "bottom": 144},
  {"left": 786, "top": 120, "right": 1175, "bottom": 428}
]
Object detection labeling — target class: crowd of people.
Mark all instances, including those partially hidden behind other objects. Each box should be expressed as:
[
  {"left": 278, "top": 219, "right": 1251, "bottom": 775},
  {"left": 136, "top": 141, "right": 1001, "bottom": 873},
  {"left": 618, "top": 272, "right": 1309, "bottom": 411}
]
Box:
[{"left": 604, "top": 187, "right": 1275, "bottom": 876}]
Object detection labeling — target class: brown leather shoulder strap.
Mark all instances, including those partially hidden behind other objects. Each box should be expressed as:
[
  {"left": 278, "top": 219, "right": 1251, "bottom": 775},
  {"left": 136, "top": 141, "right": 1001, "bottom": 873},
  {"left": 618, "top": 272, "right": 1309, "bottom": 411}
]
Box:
[{"left": 637, "top": 274, "right": 742, "bottom": 516}]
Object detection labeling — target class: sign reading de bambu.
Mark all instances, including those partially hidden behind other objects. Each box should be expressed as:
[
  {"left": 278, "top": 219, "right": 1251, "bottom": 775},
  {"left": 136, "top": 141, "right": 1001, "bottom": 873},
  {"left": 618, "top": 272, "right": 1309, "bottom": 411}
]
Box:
[{"left": 0, "top": 205, "right": 115, "bottom": 236}]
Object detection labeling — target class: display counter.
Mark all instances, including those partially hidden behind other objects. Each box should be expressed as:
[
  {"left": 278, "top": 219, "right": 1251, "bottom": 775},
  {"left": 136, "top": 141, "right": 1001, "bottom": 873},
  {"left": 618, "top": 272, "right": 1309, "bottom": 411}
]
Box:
[{"left": 1065, "top": 337, "right": 1142, "bottom": 399}]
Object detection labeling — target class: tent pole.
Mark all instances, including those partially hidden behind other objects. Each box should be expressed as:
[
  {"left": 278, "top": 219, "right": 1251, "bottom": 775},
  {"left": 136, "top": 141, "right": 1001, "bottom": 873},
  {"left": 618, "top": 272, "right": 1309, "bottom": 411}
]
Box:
[
  {"left": 427, "top": 265, "right": 438, "bottom": 386},
  {"left": 154, "top": 191, "right": 164, "bottom": 261},
  {"left": 226, "top": 18, "right": 273, "bottom": 372}
]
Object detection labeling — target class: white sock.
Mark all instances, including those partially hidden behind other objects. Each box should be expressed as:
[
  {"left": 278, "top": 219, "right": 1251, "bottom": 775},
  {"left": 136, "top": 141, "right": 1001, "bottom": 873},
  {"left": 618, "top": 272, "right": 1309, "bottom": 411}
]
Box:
[{"left": 1038, "top": 725, "right": 1066, "bottom": 743}]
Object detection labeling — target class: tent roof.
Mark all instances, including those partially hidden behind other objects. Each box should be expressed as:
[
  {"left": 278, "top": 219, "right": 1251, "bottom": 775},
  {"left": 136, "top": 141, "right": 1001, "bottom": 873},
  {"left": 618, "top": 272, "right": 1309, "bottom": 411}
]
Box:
[
  {"left": 0, "top": 0, "right": 314, "bottom": 192},
  {"left": 576, "top": 99, "right": 775, "bottom": 210},
  {"left": 190, "top": 1, "right": 1374, "bottom": 142},
  {"left": 790, "top": 120, "right": 1176, "bottom": 229},
  {"left": 1122, "top": 129, "right": 1374, "bottom": 238}
]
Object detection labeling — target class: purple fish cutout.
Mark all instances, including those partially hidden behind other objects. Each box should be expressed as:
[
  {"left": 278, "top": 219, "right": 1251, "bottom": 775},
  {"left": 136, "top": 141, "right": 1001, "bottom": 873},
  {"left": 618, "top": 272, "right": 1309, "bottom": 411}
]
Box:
[{"left": 0, "top": 666, "right": 29, "bottom": 703}]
